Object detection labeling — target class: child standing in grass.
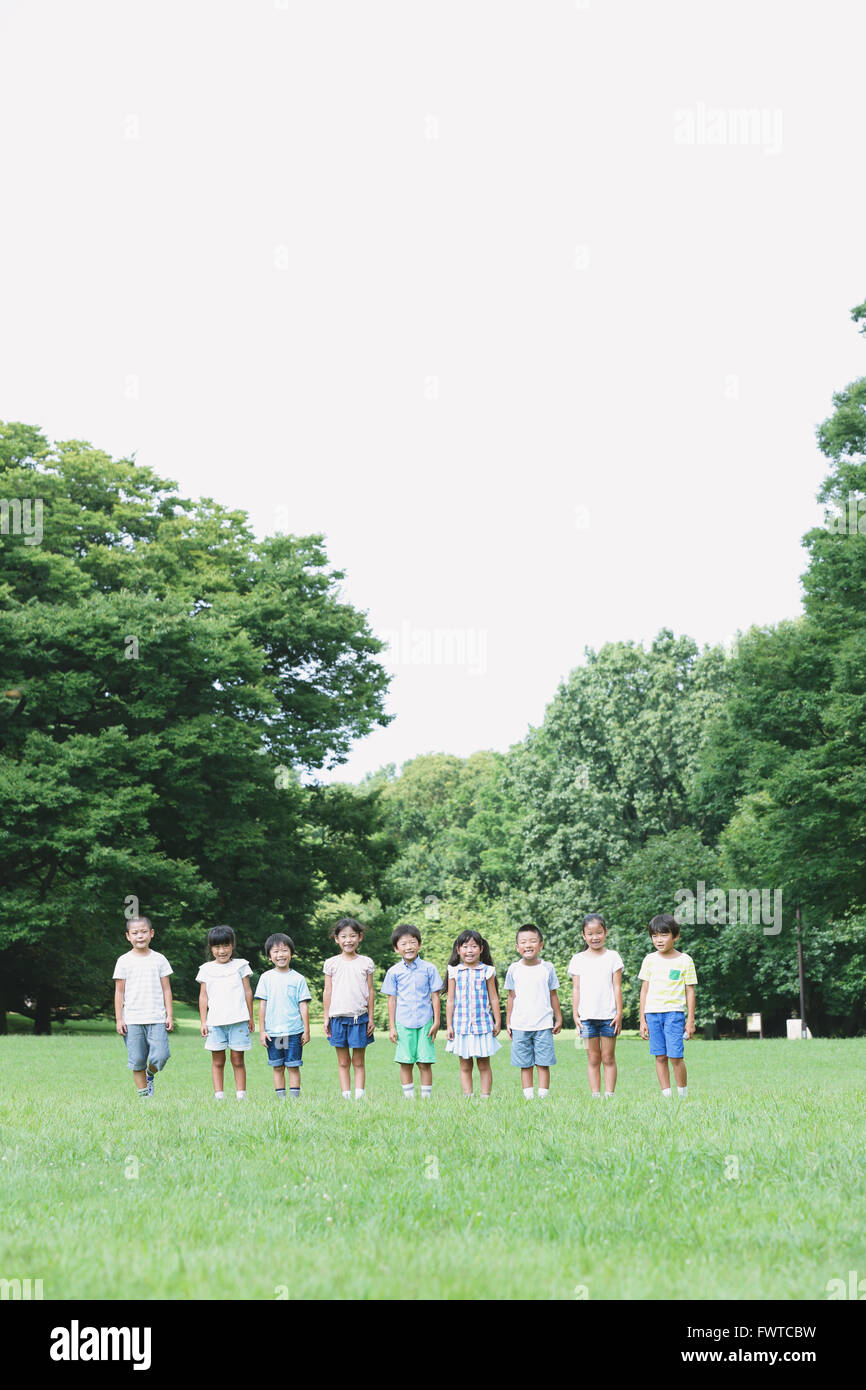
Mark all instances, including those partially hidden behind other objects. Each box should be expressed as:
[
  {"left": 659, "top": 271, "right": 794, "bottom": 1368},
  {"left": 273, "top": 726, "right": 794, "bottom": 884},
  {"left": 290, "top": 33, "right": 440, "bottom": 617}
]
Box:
[
  {"left": 113, "top": 916, "right": 174, "bottom": 1099},
  {"left": 196, "top": 925, "right": 255, "bottom": 1101},
  {"left": 505, "top": 924, "right": 562, "bottom": 1099},
  {"left": 256, "top": 933, "right": 311, "bottom": 1100},
  {"left": 381, "top": 924, "right": 442, "bottom": 1099},
  {"left": 444, "top": 930, "right": 501, "bottom": 1097},
  {"left": 639, "top": 913, "right": 697, "bottom": 1099},
  {"left": 568, "top": 913, "right": 624, "bottom": 1099},
  {"left": 323, "top": 917, "right": 376, "bottom": 1099}
]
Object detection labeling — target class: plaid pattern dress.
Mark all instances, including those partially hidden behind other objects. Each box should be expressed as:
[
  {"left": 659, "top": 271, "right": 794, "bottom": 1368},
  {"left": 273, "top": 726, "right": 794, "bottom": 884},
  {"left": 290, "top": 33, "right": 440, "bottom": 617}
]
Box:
[{"left": 446, "top": 963, "right": 501, "bottom": 1059}]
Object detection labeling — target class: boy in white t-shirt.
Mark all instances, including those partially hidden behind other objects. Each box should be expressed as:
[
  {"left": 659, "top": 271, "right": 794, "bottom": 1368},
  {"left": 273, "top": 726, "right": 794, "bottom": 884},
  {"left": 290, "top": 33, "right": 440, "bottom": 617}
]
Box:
[
  {"left": 568, "top": 913, "right": 624, "bottom": 1099},
  {"left": 322, "top": 917, "right": 375, "bottom": 1099},
  {"left": 196, "top": 925, "right": 255, "bottom": 1100},
  {"left": 113, "top": 916, "right": 174, "bottom": 1099},
  {"left": 505, "top": 925, "right": 562, "bottom": 1099}
]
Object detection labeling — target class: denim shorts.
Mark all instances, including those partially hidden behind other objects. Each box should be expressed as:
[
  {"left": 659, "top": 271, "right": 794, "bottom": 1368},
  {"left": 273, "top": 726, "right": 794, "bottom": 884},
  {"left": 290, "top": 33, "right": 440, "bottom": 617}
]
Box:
[
  {"left": 266, "top": 1033, "right": 304, "bottom": 1067},
  {"left": 581, "top": 1018, "right": 617, "bottom": 1040},
  {"left": 510, "top": 1028, "right": 557, "bottom": 1068},
  {"left": 328, "top": 1014, "right": 374, "bottom": 1049},
  {"left": 205, "top": 1021, "right": 252, "bottom": 1052},
  {"left": 124, "top": 1022, "right": 170, "bottom": 1073},
  {"left": 646, "top": 1011, "right": 686, "bottom": 1058}
]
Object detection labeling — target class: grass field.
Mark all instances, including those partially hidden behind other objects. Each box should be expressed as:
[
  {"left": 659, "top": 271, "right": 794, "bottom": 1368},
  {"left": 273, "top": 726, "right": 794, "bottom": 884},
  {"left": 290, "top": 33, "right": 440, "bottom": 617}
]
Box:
[{"left": 2, "top": 1008, "right": 865, "bottom": 1301}]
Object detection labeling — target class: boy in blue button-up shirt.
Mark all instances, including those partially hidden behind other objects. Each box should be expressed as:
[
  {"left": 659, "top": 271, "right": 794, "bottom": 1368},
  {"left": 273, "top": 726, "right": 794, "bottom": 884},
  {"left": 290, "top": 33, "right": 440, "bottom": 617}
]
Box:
[{"left": 380, "top": 925, "right": 443, "bottom": 1098}]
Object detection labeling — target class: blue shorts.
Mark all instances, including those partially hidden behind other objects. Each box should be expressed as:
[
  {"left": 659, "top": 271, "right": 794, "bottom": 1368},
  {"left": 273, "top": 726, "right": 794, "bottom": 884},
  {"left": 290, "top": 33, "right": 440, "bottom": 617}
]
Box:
[
  {"left": 510, "top": 1028, "right": 557, "bottom": 1068},
  {"left": 647, "top": 1011, "right": 686, "bottom": 1058},
  {"left": 581, "top": 1018, "right": 617, "bottom": 1040},
  {"left": 266, "top": 1033, "right": 304, "bottom": 1067},
  {"left": 328, "top": 1014, "right": 374, "bottom": 1049},
  {"left": 205, "top": 1022, "right": 252, "bottom": 1052},
  {"left": 123, "top": 1022, "right": 170, "bottom": 1073}
]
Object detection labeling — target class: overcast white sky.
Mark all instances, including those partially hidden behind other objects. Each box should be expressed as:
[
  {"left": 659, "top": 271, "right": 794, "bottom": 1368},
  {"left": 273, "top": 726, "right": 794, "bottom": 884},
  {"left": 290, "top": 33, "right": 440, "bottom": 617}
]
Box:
[{"left": 2, "top": 0, "right": 864, "bottom": 780}]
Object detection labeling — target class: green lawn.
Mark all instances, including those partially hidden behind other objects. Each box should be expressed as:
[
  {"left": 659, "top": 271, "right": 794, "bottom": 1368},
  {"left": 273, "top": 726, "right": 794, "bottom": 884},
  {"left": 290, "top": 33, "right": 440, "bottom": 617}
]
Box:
[{"left": 1, "top": 1020, "right": 864, "bottom": 1300}]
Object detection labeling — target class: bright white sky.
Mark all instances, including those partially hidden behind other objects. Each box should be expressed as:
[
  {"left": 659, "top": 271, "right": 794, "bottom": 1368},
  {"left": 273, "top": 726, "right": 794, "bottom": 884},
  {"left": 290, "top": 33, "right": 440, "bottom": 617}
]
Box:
[{"left": 2, "top": 0, "right": 864, "bottom": 780}]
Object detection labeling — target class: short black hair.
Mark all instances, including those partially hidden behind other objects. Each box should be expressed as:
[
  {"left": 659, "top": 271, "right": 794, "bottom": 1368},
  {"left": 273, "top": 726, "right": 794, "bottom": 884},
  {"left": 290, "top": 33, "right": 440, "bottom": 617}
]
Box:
[
  {"left": 515, "top": 923, "right": 543, "bottom": 944},
  {"left": 391, "top": 924, "right": 422, "bottom": 948},
  {"left": 265, "top": 933, "right": 294, "bottom": 957},
  {"left": 649, "top": 913, "right": 680, "bottom": 939},
  {"left": 126, "top": 916, "right": 152, "bottom": 932},
  {"left": 207, "top": 924, "right": 236, "bottom": 948},
  {"left": 331, "top": 917, "right": 363, "bottom": 940}
]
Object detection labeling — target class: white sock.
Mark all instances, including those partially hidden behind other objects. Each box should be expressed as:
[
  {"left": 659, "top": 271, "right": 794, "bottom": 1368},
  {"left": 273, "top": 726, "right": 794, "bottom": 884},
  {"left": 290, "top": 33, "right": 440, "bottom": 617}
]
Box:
[
  {"left": 678, "top": 1085, "right": 688, "bottom": 1097},
  {"left": 591, "top": 1091, "right": 602, "bottom": 1098},
  {"left": 402, "top": 1083, "right": 415, "bottom": 1098},
  {"left": 604, "top": 1091, "right": 615, "bottom": 1099},
  {"left": 354, "top": 1087, "right": 365, "bottom": 1099},
  {"left": 538, "top": 1087, "right": 549, "bottom": 1098},
  {"left": 341, "top": 1090, "right": 351, "bottom": 1099},
  {"left": 236, "top": 1090, "right": 246, "bottom": 1100},
  {"left": 215, "top": 1091, "right": 225, "bottom": 1100},
  {"left": 523, "top": 1087, "right": 534, "bottom": 1099},
  {"left": 661, "top": 1088, "right": 672, "bottom": 1098},
  {"left": 421, "top": 1085, "right": 432, "bottom": 1099},
  {"left": 480, "top": 1093, "right": 490, "bottom": 1099}
]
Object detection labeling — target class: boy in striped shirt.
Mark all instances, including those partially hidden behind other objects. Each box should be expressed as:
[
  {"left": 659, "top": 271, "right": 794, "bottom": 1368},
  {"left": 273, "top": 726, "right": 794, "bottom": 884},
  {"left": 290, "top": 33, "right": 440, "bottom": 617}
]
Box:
[
  {"left": 113, "top": 917, "right": 174, "bottom": 1098},
  {"left": 638, "top": 914, "right": 697, "bottom": 1099}
]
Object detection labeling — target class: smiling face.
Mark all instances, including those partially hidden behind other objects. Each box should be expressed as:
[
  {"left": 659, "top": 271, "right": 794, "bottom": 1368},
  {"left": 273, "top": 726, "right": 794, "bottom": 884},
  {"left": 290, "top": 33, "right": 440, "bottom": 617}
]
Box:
[
  {"left": 336, "top": 926, "right": 362, "bottom": 956},
  {"left": 516, "top": 930, "right": 542, "bottom": 962},
  {"left": 268, "top": 942, "right": 293, "bottom": 971},
  {"left": 457, "top": 937, "right": 482, "bottom": 966},
  {"left": 651, "top": 928, "right": 675, "bottom": 954},
  {"left": 126, "top": 921, "right": 154, "bottom": 953},
  {"left": 582, "top": 920, "right": 607, "bottom": 952},
  {"left": 395, "top": 934, "right": 421, "bottom": 963},
  {"left": 211, "top": 941, "right": 234, "bottom": 964}
]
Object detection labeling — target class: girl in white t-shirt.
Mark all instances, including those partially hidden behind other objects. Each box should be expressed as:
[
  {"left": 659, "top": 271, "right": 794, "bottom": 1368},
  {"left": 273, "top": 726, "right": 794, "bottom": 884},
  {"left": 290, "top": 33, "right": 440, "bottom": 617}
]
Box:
[
  {"left": 196, "top": 925, "right": 255, "bottom": 1100},
  {"left": 567, "top": 914, "right": 623, "bottom": 1099}
]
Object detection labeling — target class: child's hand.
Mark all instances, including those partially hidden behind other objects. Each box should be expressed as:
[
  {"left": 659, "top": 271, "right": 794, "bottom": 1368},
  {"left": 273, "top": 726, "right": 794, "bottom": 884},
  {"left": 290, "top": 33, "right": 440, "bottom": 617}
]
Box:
[
  {"left": 116, "top": 1021, "right": 127, "bottom": 1036},
  {"left": 260, "top": 1032, "right": 269, "bottom": 1046},
  {"left": 324, "top": 1018, "right": 331, "bottom": 1039},
  {"left": 684, "top": 1020, "right": 695, "bottom": 1040},
  {"left": 640, "top": 1019, "right": 649, "bottom": 1040},
  {"left": 302, "top": 1030, "right": 310, "bottom": 1046},
  {"left": 200, "top": 1024, "right": 209, "bottom": 1038},
  {"left": 366, "top": 1017, "right": 375, "bottom": 1036},
  {"left": 447, "top": 1025, "right": 454, "bottom": 1041},
  {"left": 492, "top": 1021, "right": 501, "bottom": 1036},
  {"left": 428, "top": 1022, "right": 439, "bottom": 1042},
  {"left": 553, "top": 1018, "right": 563, "bottom": 1035},
  {"left": 507, "top": 1026, "right": 513, "bottom": 1040},
  {"left": 166, "top": 1018, "right": 174, "bottom": 1032},
  {"left": 612, "top": 1016, "right": 622, "bottom": 1036},
  {"left": 389, "top": 1027, "right": 398, "bottom": 1043}
]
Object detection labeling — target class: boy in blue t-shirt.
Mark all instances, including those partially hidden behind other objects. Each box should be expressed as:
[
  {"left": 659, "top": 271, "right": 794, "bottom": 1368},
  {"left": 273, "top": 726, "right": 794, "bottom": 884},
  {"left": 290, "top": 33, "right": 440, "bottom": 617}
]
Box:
[{"left": 255, "top": 933, "right": 312, "bottom": 1100}]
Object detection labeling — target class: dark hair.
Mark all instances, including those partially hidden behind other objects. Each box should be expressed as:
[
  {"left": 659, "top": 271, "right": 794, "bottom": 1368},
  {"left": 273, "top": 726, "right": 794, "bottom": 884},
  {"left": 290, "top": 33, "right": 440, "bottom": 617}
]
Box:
[
  {"left": 391, "top": 924, "right": 422, "bottom": 948},
  {"left": 207, "top": 924, "right": 236, "bottom": 949},
  {"left": 265, "top": 933, "right": 294, "bottom": 958},
  {"left": 581, "top": 913, "right": 607, "bottom": 936},
  {"left": 331, "top": 917, "right": 363, "bottom": 940},
  {"left": 649, "top": 913, "right": 680, "bottom": 939},
  {"left": 441, "top": 930, "right": 497, "bottom": 995},
  {"left": 126, "top": 916, "right": 152, "bottom": 931},
  {"left": 515, "top": 923, "right": 543, "bottom": 944}
]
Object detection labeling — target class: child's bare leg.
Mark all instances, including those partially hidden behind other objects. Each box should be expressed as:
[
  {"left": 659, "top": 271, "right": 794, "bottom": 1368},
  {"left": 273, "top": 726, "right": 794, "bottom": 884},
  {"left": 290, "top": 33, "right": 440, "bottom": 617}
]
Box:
[
  {"left": 287, "top": 1066, "right": 301, "bottom": 1091},
  {"left": 211, "top": 1050, "right": 226, "bottom": 1094},
  {"left": 418, "top": 1063, "right": 433, "bottom": 1087},
  {"left": 230, "top": 1049, "right": 246, "bottom": 1093},
  {"left": 477, "top": 1057, "right": 493, "bottom": 1096},
  {"left": 335, "top": 1046, "right": 351, "bottom": 1092},
  {"left": 399, "top": 1063, "right": 414, "bottom": 1086},
  {"left": 655, "top": 1055, "right": 671, "bottom": 1090},
  {"left": 351, "top": 1048, "right": 366, "bottom": 1092},
  {"left": 521, "top": 1066, "right": 534, "bottom": 1092},
  {"left": 132, "top": 1068, "right": 148, "bottom": 1091},
  {"left": 273, "top": 1064, "right": 286, "bottom": 1092},
  {"left": 537, "top": 1065, "right": 550, "bottom": 1092},
  {"left": 671, "top": 1057, "right": 687, "bottom": 1089},
  {"left": 600, "top": 1037, "right": 617, "bottom": 1092},
  {"left": 459, "top": 1057, "right": 474, "bottom": 1095},
  {"left": 586, "top": 1037, "right": 602, "bottom": 1092}
]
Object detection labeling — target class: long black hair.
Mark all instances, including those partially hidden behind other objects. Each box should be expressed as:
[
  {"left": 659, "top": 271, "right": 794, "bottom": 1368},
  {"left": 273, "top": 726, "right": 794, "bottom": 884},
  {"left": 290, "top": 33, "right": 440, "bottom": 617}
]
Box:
[{"left": 440, "top": 929, "right": 496, "bottom": 993}]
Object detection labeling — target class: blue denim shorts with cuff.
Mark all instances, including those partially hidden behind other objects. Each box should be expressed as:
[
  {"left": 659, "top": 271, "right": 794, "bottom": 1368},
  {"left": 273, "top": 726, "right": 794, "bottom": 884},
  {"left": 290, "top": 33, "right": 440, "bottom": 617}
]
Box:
[
  {"left": 510, "top": 1028, "right": 557, "bottom": 1068},
  {"left": 328, "top": 1014, "right": 374, "bottom": 1049},
  {"left": 581, "top": 1018, "right": 617, "bottom": 1040},
  {"left": 124, "top": 1022, "right": 170, "bottom": 1073},
  {"left": 266, "top": 1032, "right": 304, "bottom": 1067},
  {"left": 646, "top": 1011, "right": 686, "bottom": 1058}
]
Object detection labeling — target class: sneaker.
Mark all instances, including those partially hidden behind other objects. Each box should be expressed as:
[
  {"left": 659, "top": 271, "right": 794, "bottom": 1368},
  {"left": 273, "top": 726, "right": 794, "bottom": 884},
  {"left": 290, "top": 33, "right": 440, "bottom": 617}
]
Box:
[{"left": 145, "top": 1071, "right": 156, "bottom": 1096}]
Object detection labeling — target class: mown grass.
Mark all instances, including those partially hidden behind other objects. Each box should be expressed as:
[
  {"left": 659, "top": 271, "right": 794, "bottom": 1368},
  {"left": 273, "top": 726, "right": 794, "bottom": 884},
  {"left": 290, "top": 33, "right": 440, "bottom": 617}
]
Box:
[{"left": 1, "top": 1020, "right": 864, "bottom": 1300}]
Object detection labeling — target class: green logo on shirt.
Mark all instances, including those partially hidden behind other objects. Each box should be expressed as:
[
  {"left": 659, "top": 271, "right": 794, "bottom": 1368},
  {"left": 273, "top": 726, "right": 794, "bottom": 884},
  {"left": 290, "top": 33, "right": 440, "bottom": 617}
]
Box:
[{"left": 669, "top": 969, "right": 682, "bottom": 980}]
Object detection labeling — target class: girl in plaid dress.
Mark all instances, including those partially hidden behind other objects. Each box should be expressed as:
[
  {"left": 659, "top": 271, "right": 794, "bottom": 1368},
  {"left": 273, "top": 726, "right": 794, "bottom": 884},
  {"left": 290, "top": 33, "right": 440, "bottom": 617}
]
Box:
[{"left": 444, "top": 930, "right": 501, "bottom": 1096}]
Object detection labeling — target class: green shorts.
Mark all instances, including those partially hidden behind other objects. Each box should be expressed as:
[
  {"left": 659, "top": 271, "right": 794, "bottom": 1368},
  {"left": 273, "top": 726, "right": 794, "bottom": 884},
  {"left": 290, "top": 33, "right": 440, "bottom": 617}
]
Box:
[{"left": 394, "top": 1021, "right": 437, "bottom": 1065}]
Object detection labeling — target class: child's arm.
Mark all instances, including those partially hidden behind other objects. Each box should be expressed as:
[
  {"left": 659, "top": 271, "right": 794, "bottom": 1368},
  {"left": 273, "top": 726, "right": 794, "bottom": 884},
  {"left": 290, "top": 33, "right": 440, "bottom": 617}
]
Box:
[
  {"left": 488, "top": 975, "right": 501, "bottom": 1035},
  {"left": 322, "top": 974, "right": 332, "bottom": 1039},
  {"left": 446, "top": 978, "right": 455, "bottom": 1039},
  {"left": 684, "top": 983, "right": 696, "bottom": 1039},
  {"left": 258, "top": 997, "right": 269, "bottom": 1045},
  {"left": 366, "top": 972, "right": 375, "bottom": 1036},
  {"left": 571, "top": 976, "right": 581, "bottom": 1028},
  {"left": 114, "top": 979, "right": 126, "bottom": 1035},
  {"left": 506, "top": 989, "right": 515, "bottom": 1039},
  {"left": 429, "top": 988, "right": 440, "bottom": 1040},
  {"left": 639, "top": 979, "right": 649, "bottom": 1039},
  {"left": 550, "top": 988, "right": 563, "bottom": 1035},
  {"left": 243, "top": 976, "right": 254, "bottom": 1032},
  {"left": 199, "top": 983, "right": 209, "bottom": 1037},
  {"left": 612, "top": 969, "right": 623, "bottom": 1035},
  {"left": 300, "top": 999, "right": 310, "bottom": 1046},
  {"left": 387, "top": 994, "right": 398, "bottom": 1044},
  {"left": 162, "top": 976, "right": 174, "bottom": 1032}
]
